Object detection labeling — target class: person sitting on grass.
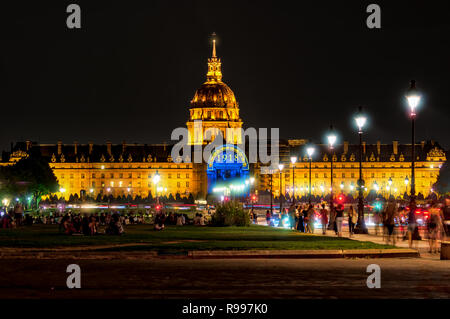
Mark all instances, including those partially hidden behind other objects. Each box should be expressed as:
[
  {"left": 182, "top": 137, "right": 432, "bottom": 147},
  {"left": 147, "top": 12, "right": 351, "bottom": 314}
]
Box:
[
  {"left": 154, "top": 211, "right": 166, "bottom": 231},
  {"left": 63, "top": 217, "right": 76, "bottom": 235},
  {"left": 106, "top": 213, "right": 124, "bottom": 235},
  {"left": 89, "top": 216, "right": 98, "bottom": 235},
  {"left": 176, "top": 213, "right": 184, "bottom": 226}
]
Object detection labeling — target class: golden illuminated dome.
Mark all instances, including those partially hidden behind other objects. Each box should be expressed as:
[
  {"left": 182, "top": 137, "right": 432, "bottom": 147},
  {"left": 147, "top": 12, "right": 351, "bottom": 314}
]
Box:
[
  {"left": 191, "top": 81, "right": 237, "bottom": 108},
  {"left": 190, "top": 37, "right": 238, "bottom": 108}
]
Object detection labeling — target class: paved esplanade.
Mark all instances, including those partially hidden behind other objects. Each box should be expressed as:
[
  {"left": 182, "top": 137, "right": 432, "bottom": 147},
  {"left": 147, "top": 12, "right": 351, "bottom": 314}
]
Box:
[{"left": 0, "top": 257, "right": 449, "bottom": 298}]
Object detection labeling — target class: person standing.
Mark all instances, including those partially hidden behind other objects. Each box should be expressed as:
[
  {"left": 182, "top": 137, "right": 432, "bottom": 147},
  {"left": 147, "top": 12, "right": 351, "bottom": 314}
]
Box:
[
  {"left": 427, "top": 203, "right": 443, "bottom": 254},
  {"left": 407, "top": 206, "right": 419, "bottom": 249},
  {"left": 307, "top": 204, "right": 315, "bottom": 234},
  {"left": 320, "top": 204, "right": 328, "bottom": 235},
  {"left": 288, "top": 204, "right": 296, "bottom": 230},
  {"left": 265, "top": 210, "right": 271, "bottom": 226},
  {"left": 303, "top": 205, "right": 310, "bottom": 233},
  {"left": 348, "top": 205, "right": 357, "bottom": 237},
  {"left": 384, "top": 199, "right": 398, "bottom": 246},
  {"left": 335, "top": 204, "right": 344, "bottom": 237},
  {"left": 296, "top": 206, "right": 305, "bottom": 232}
]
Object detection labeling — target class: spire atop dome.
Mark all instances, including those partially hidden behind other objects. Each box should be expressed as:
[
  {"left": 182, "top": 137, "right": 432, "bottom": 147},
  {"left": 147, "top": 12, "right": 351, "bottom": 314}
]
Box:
[
  {"left": 206, "top": 33, "right": 222, "bottom": 82},
  {"left": 212, "top": 32, "right": 217, "bottom": 58}
]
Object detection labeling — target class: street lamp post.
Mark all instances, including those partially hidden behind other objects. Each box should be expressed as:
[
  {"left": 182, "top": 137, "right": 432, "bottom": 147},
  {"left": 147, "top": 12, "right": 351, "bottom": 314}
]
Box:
[
  {"left": 270, "top": 171, "right": 274, "bottom": 215},
  {"left": 290, "top": 157, "right": 297, "bottom": 205},
  {"left": 388, "top": 177, "right": 393, "bottom": 199},
  {"left": 152, "top": 171, "right": 161, "bottom": 205},
  {"left": 354, "top": 107, "right": 368, "bottom": 234},
  {"left": 327, "top": 126, "right": 337, "bottom": 213},
  {"left": 404, "top": 176, "right": 409, "bottom": 197},
  {"left": 406, "top": 80, "right": 420, "bottom": 217},
  {"left": 306, "top": 147, "right": 315, "bottom": 204},
  {"left": 249, "top": 177, "right": 255, "bottom": 211},
  {"left": 278, "top": 164, "right": 284, "bottom": 214}
]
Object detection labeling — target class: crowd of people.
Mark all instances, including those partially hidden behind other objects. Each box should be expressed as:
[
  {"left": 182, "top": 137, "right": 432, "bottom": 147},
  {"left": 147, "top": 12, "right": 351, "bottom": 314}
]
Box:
[
  {"left": 0, "top": 206, "right": 204, "bottom": 235},
  {"left": 154, "top": 211, "right": 205, "bottom": 230},
  {"left": 262, "top": 199, "right": 449, "bottom": 253}
]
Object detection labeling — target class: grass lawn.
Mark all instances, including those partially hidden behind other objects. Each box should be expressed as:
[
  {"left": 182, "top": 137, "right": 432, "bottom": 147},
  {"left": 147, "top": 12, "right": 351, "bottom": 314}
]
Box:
[{"left": 0, "top": 224, "right": 395, "bottom": 251}]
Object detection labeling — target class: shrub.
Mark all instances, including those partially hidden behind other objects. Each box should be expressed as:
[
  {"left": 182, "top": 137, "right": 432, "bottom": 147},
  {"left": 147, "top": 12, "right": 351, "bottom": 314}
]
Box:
[{"left": 211, "top": 200, "right": 250, "bottom": 226}]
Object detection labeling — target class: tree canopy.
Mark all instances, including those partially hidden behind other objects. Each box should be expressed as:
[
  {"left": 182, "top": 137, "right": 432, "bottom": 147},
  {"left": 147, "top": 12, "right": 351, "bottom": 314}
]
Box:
[
  {"left": 0, "top": 154, "right": 59, "bottom": 206},
  {"left": 433, "top": 161, "right": 450, "bottom": 196}
]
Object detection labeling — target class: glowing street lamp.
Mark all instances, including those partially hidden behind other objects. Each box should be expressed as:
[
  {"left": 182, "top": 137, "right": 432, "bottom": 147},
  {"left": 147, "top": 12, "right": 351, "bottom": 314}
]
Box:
[
  {"left": 387, "top": 177, "right": 393, "bottom": 199},
  {"left": 354, "top": 106, "right": 368, "bottom": 234},
  {"left": 2, "top": 198, "right": 9, "bottom": 207},
  {"left": 278, "top": 164, "right": 284, "bottom": 213},
  {"left": 306, "top": 146, "right": 315, "bottom": 204},
  {"left": 327, "top": 125, "right": 337, "bottom": 212},
  {"left": 404, "top": 176, "right": 409, "bottom": 196},
  {"left": 153, "top": 171, "right": 161, "bottom": 204},
  {"left": 373, "top": 181, "right": 379, "bottom": 192},
  {"left": 406, "top": 80, "right": 421, "bottom": 224},
  {"left": 290, "top": 156, "right": 297, "bottom": 204}
]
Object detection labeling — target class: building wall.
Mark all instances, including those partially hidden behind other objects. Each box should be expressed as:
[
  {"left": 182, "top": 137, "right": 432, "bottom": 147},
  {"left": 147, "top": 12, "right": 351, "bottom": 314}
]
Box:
[
  {"left": 257, "top": 158, "right": 444, "bottom": 199},
  {"left": 49, "top": 161, "right": 204, "bottom": 200}
]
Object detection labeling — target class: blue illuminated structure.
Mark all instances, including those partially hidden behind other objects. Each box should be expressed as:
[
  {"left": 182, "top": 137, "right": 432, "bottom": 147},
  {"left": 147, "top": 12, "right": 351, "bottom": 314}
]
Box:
[{"left": 207, "top": 144, "right": 250, "bottom": 196}]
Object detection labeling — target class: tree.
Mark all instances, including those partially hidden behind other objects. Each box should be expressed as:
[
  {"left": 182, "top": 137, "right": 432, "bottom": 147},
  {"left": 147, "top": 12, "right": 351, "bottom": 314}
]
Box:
[
  {"left": 0, "top": 154, "right": 58, "bottom": 208},
  {"left": 433, "top": 161, "right": 450, "bottom": 196}
]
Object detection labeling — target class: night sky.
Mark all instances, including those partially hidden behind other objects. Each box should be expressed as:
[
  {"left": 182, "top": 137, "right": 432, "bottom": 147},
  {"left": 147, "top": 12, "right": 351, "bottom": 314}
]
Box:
[{"left": 1, "top": 0, "right": 449, "bottom": 153}]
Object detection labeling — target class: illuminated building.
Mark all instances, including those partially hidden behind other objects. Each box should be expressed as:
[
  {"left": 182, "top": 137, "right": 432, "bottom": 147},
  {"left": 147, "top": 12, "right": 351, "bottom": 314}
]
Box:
[{"left": 0, "top": 37, "right": 446, "bottom": 201}]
